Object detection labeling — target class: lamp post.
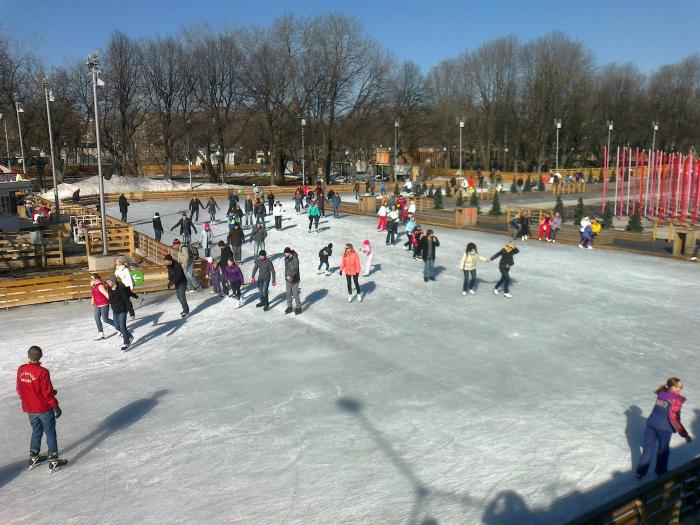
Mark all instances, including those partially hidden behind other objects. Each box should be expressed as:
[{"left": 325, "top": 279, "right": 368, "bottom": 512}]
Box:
[
  {"left": 0, "top": 114, "right": 9, "bottom": 169},
  {"left": 504, "top": 146, "right": 508, "bottom": 172},
  {"left": 87, "top": 52, "right": 108, "bottom": 256},
  {"left": 301, "top": 118, "right": 306, "bottom": 186},
  {"left": 185, "top": 118, "right": 193, "bottom": 191},
  {"left": 15, "top": 98, "right": 26, "bottom": 176},
  {"left": 457, "top": 117, "right": 465, "bottom": 176},
  {"left": 652, "top": 122, "right": 659, "bottom": 213},
  {"left": 606, "top": 120, "right": 613, "bottom": 172},
  {"left": 393, "top": 118, "right": 399, "bottom": 182},
  {"left": 554, "top": 118, "right": 562, "bottom": 171},
  {"left": 43, "top": 79, "right": 60, "bottom": 222}
]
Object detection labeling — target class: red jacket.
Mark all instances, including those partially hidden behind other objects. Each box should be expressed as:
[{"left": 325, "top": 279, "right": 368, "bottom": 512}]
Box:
[{"left": 16, "top": 362, "right": 58, "bottom": 413}]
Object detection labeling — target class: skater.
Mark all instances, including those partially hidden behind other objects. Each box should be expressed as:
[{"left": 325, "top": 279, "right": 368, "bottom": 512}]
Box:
[
  {"left": 172, "top": 239, "right": 200, "bottom": 292},
  {"left": 227, "top": 223, "right": 244, "bottom": 262},
  {"left": 16, "top": 346, "right": 67, "bottom": 471},
  {"left": 283, "top": 247, "right": 302, "bottom": 315},
  {"left": 152, "top": 212, "right": 164, "bottom": 243},
  {"left": 636, "top": 377, "right": 692, "bottom": 479},
  {"left": 517, "top": 212, "right": 529, "bottom": 240},
  {"left": 273, "top": 200, "right": 284, "bottom": 230},
  {"left": 188, "top": 195, "right": 204, "bottom": 222},
  {"left": 340, "top": 243, "right": 362, "bottom": 302},
  {"left": 217, "top": 241, "right": 234, "bottom": 270},
  {"left": 222, "top": 258, "right": 245, "bottom": 307},
  {"left": 250, "top": 222, "right": 267, "bottom": 256},
  {"left": 164, "top": 254, "right": 190, "bottom": 317},
  {"left": 359, "top": 239, "right": 374, "bottom": 276},
  {"left": 308, "top": 201, "right": 321, "bottom": 232},
  {"left": 206, "top": 197, "right": 220, "bottom": 223},
  {"left": 317, "top": 190, "right": 326, "bottom": 217},
  {"left": 254, "top": 198, "right": 266, "bottom": 225},
  {"left": 404, "top": 215, "right": 417, "bottom": 250},
  {"left": 267, "top": 192, "right": 275, "bottom": 216},
  {"left": 90, "top": 273, "right": 115, "bottom": 340},
  {"left": 510, "top": 215, "right": 521, "bottom": 240},
  {"left": 548, "top": 212, "right": 561, "bottom": 242},
  {"left": 171, "top": 213, "right": 197, "bottom": 245},
  {"left": 580, "top": 222, "right": 594, "bottom": 249},
  {"left": 114, "top": 257, "right": 136, "bottom": 320},
  {"left": 419, "top": 229, "right": 440, "bottom": 282},
  {"left": 412, "top": 226, "right": 425, "bottom": 260},
  {"left": 353, "top": 180, "right": 360, "bottom": 200},
  {"left": 244, "top": 195, "right": 254, "bottom": 227},
  {"left": 228, "top": 191, "right": 239, "bottom": 211},
  {"left": 294, "top": 188, "right": 303, "bottom": 214},
  {"left": 205, "top": 257, "right": 223, "bottom": 296},
  {"left": 385, "top": 206, "right": 399, "bottom": 245},
  {"left": 104, "top": 275, "right": 135, "bottom": 350},
  {"left": 332, "top": 193, "right": 341, "bottom": 218},
  {"left": 200, "top": 222, "right": 213, "bottom": 258},
  {"left": 377, "top": 202, "right": 388, "bottom": 231},
  {"left": 489, "top": 241, "right": 520, "bottom": 298},
  {"left": 318, "top": 243, "right": 333, "bottom": 275},
  {"left": 118, "top": 193, "right": 129, "bottom": 222},
  {"left": 458, "top": 243, "right": 488, "bottom": 295},
  {"left": 251, "top": 250, "right": 276, "bottom": 311}
]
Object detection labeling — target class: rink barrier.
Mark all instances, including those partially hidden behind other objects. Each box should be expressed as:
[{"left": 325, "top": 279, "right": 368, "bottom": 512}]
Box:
[
  {"left": 567, "top": 456, "right": 700, "bottom": 525},
  {"left": 0, "top": 230, "right": 65, "bottom": 269}
]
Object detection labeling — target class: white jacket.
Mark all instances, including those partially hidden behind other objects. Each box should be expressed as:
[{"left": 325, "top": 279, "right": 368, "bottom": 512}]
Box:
[
  {"left": 273, "top": 203, "right": 283, "bottom": 217},
  {"left": 388, "top": 209, "right": 399, "bottom": 221},
  {"left": 377, "top": 205, "right": 388, "bottom": 217},
  {"left": 115, "top": 265, "right": 134, "bottom": 289},
  {"left": 580, "top": 217, "right": 591, "bottom": 232}
]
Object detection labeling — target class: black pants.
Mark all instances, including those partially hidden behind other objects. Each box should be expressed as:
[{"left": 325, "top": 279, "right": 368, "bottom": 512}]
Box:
[
  {"left": 385, "top": 223, "right": 396, "bottom": 244},
  {"left": 175, "top": 282, "right": 189, "bottom": 314},
  {"left": 494, "top": 267, "right": 511, "bottom": 293},
  {"left": 318, "top": 258, "right": 329, "bottom": 271},
  {"left": 463, "top": 269, "right": 476, "bottom": 292},
  {"left": 346, "top": 274, "right": 361, "bottom": 295},
  {"left": 125, "top": 295, "right": 135, "bottom": 318},
  {"left": 308, "top": 215, "right": 319, "bottom": 231},
  {"left": 275, "top": 216, "right": 282, "bottom": 230},
  {"left": 223, "top": 280, "right": 241, "bottom": 299},
  {"left": 121, "top": 211, "right": 128, "bottom": 222},
  {"left": 190, "top": 209, "right": 199, "bottom": 222}
]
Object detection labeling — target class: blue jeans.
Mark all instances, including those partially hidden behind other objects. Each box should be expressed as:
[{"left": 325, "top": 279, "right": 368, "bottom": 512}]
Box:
[
  {"left": 28, "top": 409, "right": 58, "bottom": 455},
  {"left": 636, "top": 425, "right": 672, "bottom": 477},
  {"left": 257, "top": 278, "right": 270, "bottom": 305},
  {"left": 495, "top": 267, "right": 510, "bottom": 293},
  {"left": 114, "top": 311, "right": 132, "bottom": 345},
  {"left": 185, "top": 261, "right": 199, "bottom": 290},
  {"left": 93, "top": 305, "right": 114, "bottom": 333},
  {"left": 463, "top": 269, "right": 476, "bottom": 292},
  {"left": 154, "top": 230, "right": 162, "bottom": 242},
  {"left": 245, "top": 211, "right": 253, "bottom": 227},
  {"left": 423, "top": 259, "right": 435, "bottom": 278}
]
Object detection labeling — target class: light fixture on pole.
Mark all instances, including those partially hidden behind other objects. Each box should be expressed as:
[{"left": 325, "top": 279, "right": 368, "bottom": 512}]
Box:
[
  {"left": 393, "top": 118, "right": 399, "bottom": 182},
  {"left": 14, "top": 98, "right": 26, "bottom": 176},
  {"left": 554, "top": 118, "right": 562, "bottom": 171},
  {"left": 0, "top": 113, "right": 9, "bottom": 170},
  {"left": 651, "top": 121, "right": 658, "bottom": 152},
  {"left": 457, "top": 117, "right": 465, "bottom": 176},
  {"left": 606, "top": 120, "right": 613, "bottom": 180},
  {"left": 87, "top": 52, "right": 109, "bottom": 256},
  {"left": 43, "top": 79, "right": 61, "bottom": 222},
  {"left": 301, "top": 118, "right": 306, "bottom": 186}
]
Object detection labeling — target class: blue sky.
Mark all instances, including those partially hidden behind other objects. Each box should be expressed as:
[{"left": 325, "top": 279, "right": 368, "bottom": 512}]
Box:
[{"left": 2, "top": 0, "right": 698, "bottom": 73}]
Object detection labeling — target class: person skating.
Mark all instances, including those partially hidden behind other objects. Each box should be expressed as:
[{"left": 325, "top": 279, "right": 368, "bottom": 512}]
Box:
[
  {"left": 294, "top": 188, "right": 303, "bottom": 214},
  {"left": 200, "top": 222, "right": 213, "bottom": 258},
  {"left": 251, "top": 223, "right": 267, "bottom": 255},
  {"left": 251, "top": 249, "right": 276, "bottom": 311},
  {"left": 206, "top": 197, "right": 220, "bottom": 223},
  {"left": 517, "top": 212, "right": 529, "bottom": 240},
  {"left": 188, "top": 195, "right": 204, "bottom": 222},
  {"left": 359, "top": 239, "right": 374, "bottom": 276},
  {"left": 114, "top": 257, "right": 137, "bottom": 320},
  {"left": 206, "top": 257, "right": 223, "bottom": 297},
  {"left": 385, "top": 206, "right": 399, "bottom": 245},
  {"left": 104, "top": 275, "right": 135, "bottom": 350},
  {"left": 419, "top": 229, "right": 440, "bottom": 282},
  {"left": 90, "top": 273, "right": 115, "bottom": 340},
  {"left": 377, "top": 203, "right": 388, "bottom": 231},
  {"left": 273, "top": 200, "right": 284, "bottom": 230},
  {"left": 353, "top": 180, "right": 360, "bottom": 200},
  {"left": 152, "top": 212, "right": 164, "bottom": 243},
  {"left": 340, "top": 243, "right": 362, "bottom": 302},
  {"left": 171, "top": 213, "right": 197, "bottom": 245},
  {"left": 16, "top": 346, "right": 67, "bottom": 471},
  {"left": 548, "top": 212, "right": 561, "bottom": 243},
  {"left": 308, "top": 201, "right": 321, "bottom": 232},
  {"left": 227, "top": 223, "right": 244, "bottom": 262},
  {"left": 244, "top": 195, "right": 254, "bottom": 227},
  {"left": 283, "top": 247, "right": 302, "bottom": 314},
  {"left": 404, "top": 215, "right": 417, "bottom": 250},
  {"left": 459, "top": 243, "right": 488, "bottom": 295},
  {"left": 318, "top": 243, "right": 333, "bottom": 275},
  {"left": 489, "top": 241, "right": 520, "bottom": 298},
  {"left": 332, "top": 193, "right": 341, "bottom": 218},
  {"left": 118, "top": 193, "right": 129, "bottom": 222},
  {"left": 164, "top": 254, "right": 190, "bottom": 317},
  {"left": 636, "top": 377, "right": 692, "bottom": 479},
  {"left": 412, "top": 226, "right": 424, "bottom": 260},
  {"left": 267, "top": 192, "right": 275, "bottom": 216},
  {"left": 222, "top": 258, "right": 245, "bottom": 307},
  {"left": 172, "top": 239, "right": 200, "bottom": 292},
  {"left": 254, "top": 198, "right": 266, "bottom": 225},
  {"left": 580, "top": 222, "right": 594, "bottom": 249}
]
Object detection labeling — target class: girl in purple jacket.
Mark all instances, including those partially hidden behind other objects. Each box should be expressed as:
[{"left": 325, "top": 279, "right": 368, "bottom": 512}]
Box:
[
  {"left": 222, "top": 258, "right": 245, "bottom": 307},
  {"left": 636, "top": 377, "right": 692, "bottom": 479}
]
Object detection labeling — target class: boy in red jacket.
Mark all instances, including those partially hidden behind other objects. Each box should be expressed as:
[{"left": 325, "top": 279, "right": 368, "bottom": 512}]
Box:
[{"left": 16, "top": 346, "right": 67, "bottom": 470}]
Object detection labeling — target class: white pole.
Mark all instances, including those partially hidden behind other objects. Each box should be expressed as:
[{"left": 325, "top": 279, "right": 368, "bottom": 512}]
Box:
[
  {"left": 89, "top": 55, "right": 108, "bottom": 256},
  {"left": 186, "top": 128, "right": 193, "bottom": 191},
  {"left": 44, "top": 80, "right": 60, "bottom": 222},
  {"left": 15, "top": 102, "right": 26, "bottom": 176},
  {"left": 2, "top": 118, "right": 10, "bottom": 169}
]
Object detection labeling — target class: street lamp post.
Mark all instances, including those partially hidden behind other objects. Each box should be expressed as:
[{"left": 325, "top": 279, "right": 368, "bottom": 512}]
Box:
[
  {"left": 185, "top": 118, "right": 193, "bottom": 191},
  {"left": 87, "top": 52, "right": 108, "bottom": 256},
  {"left": 301, "top": 118, "right": 306, "bottom": 186},
  {"left": 0, "top": 114, "right": 9, "bottom": 169},
  {"left": 393, "top": 118, "right": 399, "bottom": 182},
  {"left": 554, "top": 118, "right": 562, "bottom": 171},
  {"left": 43, "top": 79, "right": 61, "bottom": 222},
  {"left": 457, "top": 118, "right": 465, "bottom": 176},
  {"left": 652, "top": 122, "right": 659, "bottom": 214},
  {"left": 15, "top": 99, "right": 26, "bottom": 176}
]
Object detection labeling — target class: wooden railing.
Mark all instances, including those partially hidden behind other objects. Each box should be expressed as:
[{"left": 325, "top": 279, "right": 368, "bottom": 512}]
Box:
[
  {"left": 553, "top": 182, "right": 587, "bottom": 195},
  {"left": 0, "top": 230, "right": 64, "bottom": 269}
]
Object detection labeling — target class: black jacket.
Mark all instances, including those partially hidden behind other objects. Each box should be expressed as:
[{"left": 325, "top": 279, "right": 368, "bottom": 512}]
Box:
[
  {"left": 419, "top": 235, "right": 440, "bottom": 261},
  {"left": 118, "top": 195, "right": 129, "bottom": 212},
  {"left": 490, "top": 247, "right": 520, "bottom": 268},
  {"left": 284, "top": 252, "right": 300, "bottom": 284},
  {"left": 219, "top": 245, "right": 234, "bottom": 269},
  {"left": 227, "top": 227, "right": 244, "bottom": 247},
  {"left": 108, "top": 282, "right": 135, "bottom": 314},
  {"left": 319, "top": 246, "right": 332, "bottom": 260},
  {"left": 152, "top": 217, "right": 163, "bottom": 232},
  {"left": 171, "top": 218, "right": 197, "bottom": 234},
  {"left": 167, "top": 261, "right": 187, "bottom": 286},
  {"left": 189, "top": 198, "right": 203, "bottom": 212}
]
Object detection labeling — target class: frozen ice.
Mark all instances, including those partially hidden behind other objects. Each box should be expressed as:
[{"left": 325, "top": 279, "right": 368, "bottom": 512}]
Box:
[{"left": 1, "top": 197, "right": 698, "bottom": 524}]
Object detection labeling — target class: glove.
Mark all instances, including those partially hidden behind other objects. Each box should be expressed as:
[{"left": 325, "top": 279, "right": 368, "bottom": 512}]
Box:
[
  {"left": 250, "top": 278, "right": 255, "bottom": 284},
  {"left": 272, "top": 280, "right": 276, "bottom": 286},
  {"left": 339, "top": 271, "right": 342, "bottom": 276},
  {"left": 52, "top": 389, "right": 58, "bottom": 395},
  {"left": 54, "top": 406, "right": 62, "bottom": 419}
]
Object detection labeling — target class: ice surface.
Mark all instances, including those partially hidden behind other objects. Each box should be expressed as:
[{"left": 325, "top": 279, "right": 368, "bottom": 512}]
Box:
[{"left": 1, "top": 198, "right": 699, "bottom": 524}]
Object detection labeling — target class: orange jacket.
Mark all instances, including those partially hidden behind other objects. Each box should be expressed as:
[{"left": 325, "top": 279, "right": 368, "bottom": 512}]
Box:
[{"left": 339, "top": 250, "right": 361, "bottom": 276}]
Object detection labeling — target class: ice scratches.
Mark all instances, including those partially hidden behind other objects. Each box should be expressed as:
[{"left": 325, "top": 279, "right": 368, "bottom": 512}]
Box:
[{"left": 336, "top": 397, "right": 476, "bottom": 525}]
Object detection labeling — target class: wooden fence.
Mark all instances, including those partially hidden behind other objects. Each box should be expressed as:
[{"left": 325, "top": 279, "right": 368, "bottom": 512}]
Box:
[{"left": 0, "top": 230, "right": 64, "bottom": 269}]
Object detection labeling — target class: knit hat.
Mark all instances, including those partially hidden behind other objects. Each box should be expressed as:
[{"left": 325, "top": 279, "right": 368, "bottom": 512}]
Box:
[
  {"left": 283, "top": 247, "right": 292, "bottom": 254},
  {"left": 363, "top": 239, "right": 370, "bottom": 245},
  {"left": 258, "top": 249, "right": 267, "bottom": 257},
  {"left": 328, "top": 243, "right": 333, "bottom": 248},
  {"left": 164, "top": 254, "right": 174, "bottom": 262},
  {"left": 206, "top": 256, "right": 213, "bottom": 263},
  {"left": 105, "top": 274, "right": 118, "bottom": 283}
]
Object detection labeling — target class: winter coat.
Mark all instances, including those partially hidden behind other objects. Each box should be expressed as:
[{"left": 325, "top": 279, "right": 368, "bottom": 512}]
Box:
[
  {"left": 359, "top": 243, "right": 373, "bottom": 257},
  {"left": 206, "top": 200, "right": 220, "bottom": 214},
  {"left": 91, "top": 281, "right": 110, "bottom": 307},
  {"left": 118, "top": 195, "right": 129, "bottom": 212},
  {"left": 206, "top": 261, "right": 221, "bottom": 278},
  {"left": 340, "top": 250, "right": 361, "bottom": 276},
  {"left": 646, "top": 390, "right": 689, "bottom": 436},
  {"left": 582, "top": 225, "right": 594, "bottom": 239},
  {"left": 252, "top": 258, "right": 276, "bottom": 282},
  {"left": 176, "top": 245, "right": 191, "bottom": 266},
  {"left": 273, "top": 203, "right": 283, "bottom": 217},
  {"left": 490, "top": 246, "right": 520, "bottom": 268},
  {"left": 591, "top": 222, "right": 602, "bottom": 235},
  {"left": 580, "top": 218, "right": 592, "bottom": 232},
  {"left": 189, "top": 198, "right": 204, "bottom": 212},
  {"left": 16, "top": 361, "right": 58, "bottom": 413},
  {"left": 108, "top": 282, "right": 135, "bottom": 314},
  {"left": 201, "top": 229, "right": 213, "bottom": 248},
  {"left": 551, "top": 216, "right": 562, "bottom": 230},
  {"left": 319, "top": 246, "right": 333, "bottom": 260},
  {"left": 377, "top": 205, "right": 388, "bottom": 217},
  {"left": 244, "top": 199, "right": 254, "bottom": 213},
  {"left": 254, "top": 203, "right": 265, "bottom": 216},
  {"left": 406, "top": 219, "right": 417, "bottom": 234},
  {"left": 218, "top": 245, "right": 234, "bottom": 268},
  {"left": 250, "top": 226, "right": 267, "bottom": 244},
  {"left": 152, "top": 216, "right": 164, "bottom": 232},
  {"left": 284, "top": 252, "right": 300, "bottom": 283},
  {"left": 171, "top": 218, "right": 197, "bottom": 235},
  {"left": 115, "top": 265, "right": 134, "bottom": 289},
  {"left": 227, "top": 226, "right": 244, "bottom": 247},
  {"left": 223, "top": 264, "right": 244, "bottom": 284},
  {"left": 419, "top": 236, "right": 440, "bottom": 261},
  {"left": 167, "top": 260, "right": 187, "bottom": 286},
  {"left": 308, "top": 205, "right": 320, "bottom": 217},
  {"left": 459, "top": 250, "right": 487, "bottom": 271}
]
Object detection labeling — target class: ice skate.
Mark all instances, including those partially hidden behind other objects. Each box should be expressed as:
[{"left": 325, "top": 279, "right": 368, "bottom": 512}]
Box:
[
  {"left": 48, "top": 454, "right": 68, "bottom": 472},
  {"left": 294, "top": 307, "right": 301, "bottom": 315},
  {"left": 285, "top": 306, "right": 293, "bottom": 314},
  {"left": 325, "top": 270, "right": 331, "bottom": 276},
  {"left": 28, "top": 453, "right": 48, "bottom": 470},
  {"left": 587, "top": 246, "right": 593, "bottom": 250},
  {"left": 317, "top": 270, "right": 324, "bottom": 274},
  {"left": 94, "top": 332, "right": 105, "bottom": 341},
  {"left": 347, "top": 294, "right": 353, "bottom": 303},
  {"left": 468, "top": 290, "right": 475, "bottom": 295},
  {"left": 504, "top": 293, "right": 512, "bottom": 298},
  {"left": 493, "top": 288, "right": 499, "bottom": 295},
  {"left": 462, "top": 291, "right": 467, "bottom": 296},
  {"left": 357, "top": 294, "right": 363, "bottom": 302},
  {"left": 237, "top": 299, "right": 243, "bottom": 308}
]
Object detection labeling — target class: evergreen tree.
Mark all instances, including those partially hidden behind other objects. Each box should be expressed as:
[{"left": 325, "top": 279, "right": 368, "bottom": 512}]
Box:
[
  {"left": 470, "top": 189, "right": 481, "bottom": 213},
  {"left": 488, "top": 192, "right": 502, "bottom": 216},
  {"left": 510, "top": 180, "right": 518, "bottom": 193},
  {"left": 444, "top": 180, "right": 451, "bottom": 197},
  {"left": 393, "top": 183, "right": 400, "bottom": 196},
  {"left": 428, "top": 186, "right": 434, "bottom": 198},
  {"left": 587, "top": 169, "right": 594, "bottom": 184},
  {"left": 602, "top": 201, "right": 614, "bottom": 228},
  {"left": 523, "top": 176, "right": 532, "bottom": 192},
  {"left": 537, "top": 178, "right": 546, "bottom": 191},
  {"left": 456, "top": 192, "right": 464, "bottom": 207},
  {"left": 626, "top": 209, "right": 643, "bottom": 232},
  {"left": 553, "top": 195, "right": 564, "bottom": 216},
  {"left": 573, "top": 197, "right": 584, "bottom": 225},
  {"left": 433, "top": 187, "right": 443, "bottom": 209}
]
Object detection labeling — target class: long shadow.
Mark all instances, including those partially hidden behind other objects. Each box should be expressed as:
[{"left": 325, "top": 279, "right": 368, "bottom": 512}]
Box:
[
  {"left": 128, "top": 311, "right": 163, "bottom": 331},
  {"left": 301, "top": 288, "right": 328, "bottom": 310},
  {"left": 433, "top": 265, "right": 446, "bottom": 277},
  {"left": 337, "top": 398, "right": 475, "bottom": 525},
  {"left": 129, "top": 318, "right": 187, "bottom": 350},
  {"left": 624, "top": 405, "right": 645, "bottom": 470},
  {"left": 362, "top": 280, "right": 376, "bottom": 296},
  {"left": 317, "top": 227, "right": 331, "bottom": 233},
  {"left": 267, "top": 292, "right": 286, "bottom": 309},
  {"left": 281, "top": 224, "right": 297, "bottom": 231},
  {"left": 368, "top": 263, "right": 382, "bottom": 276},
  {"left": 189, "top": 294, "right": 223, "bottom": 316},
  {"left": 64, "top": 389, "right": 169, "bottom": 465}
]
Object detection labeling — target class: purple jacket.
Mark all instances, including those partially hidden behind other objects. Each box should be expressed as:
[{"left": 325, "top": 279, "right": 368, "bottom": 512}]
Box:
[
  {"left": 222, "top": 265, "right": 244, "bottom": 284},
  {"left": 647, "top": 390, "right": 688, "bottom": 436}
]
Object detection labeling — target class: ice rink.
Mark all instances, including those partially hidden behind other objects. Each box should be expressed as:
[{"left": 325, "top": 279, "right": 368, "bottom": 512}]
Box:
[{"left": 1, "top": 197, "right": 698, "bottom": 524}]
